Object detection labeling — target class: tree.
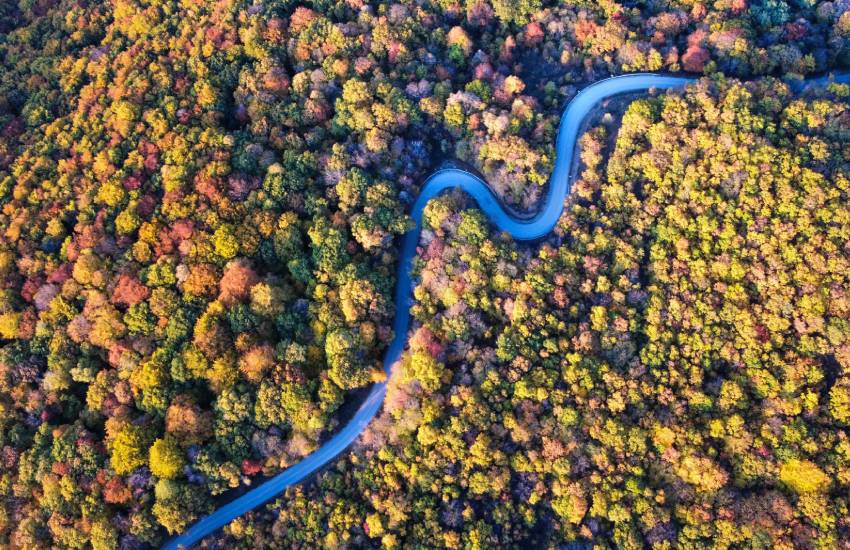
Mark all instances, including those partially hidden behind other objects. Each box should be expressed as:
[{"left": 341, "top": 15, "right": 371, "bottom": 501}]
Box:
[
  {"left": 779, "top": 459, "right": 830, "bottom": 494},
  {"left": 829, "top": 378, "right": 850, "bottom": 424},
  {"left": 219, "top": 259, "right": 260, "bottom": 305},
  {"left": 153, "top": 480, "right": 210, "bottom": 534},
  {"left": 213, "top": 225, "right": 240, "bottom": 260},
  {"left": 106, "top": 420, "right": 153, "bottom": 475},
  {"left": 491, "top": 0, "right": 542, "bottom": 25},
  {"left": 0, "top": 312, "right": 21, "bottom": 339},
  {"left": 403, "top": 349, "right": 447, "bottom": 392},
  {"left": 239, "top": 345, "right": 275, "bottom": 383},
  {"left": 149, "top": 436, "right": 185, "bottom": 479},
  {"left": 90, "top": 518, "right": 118, "bottom": 550},
  {"left": 111, "top": 273, "right": 149, "bottom": 306},
  {"left": 325, "top": 328, "right": 371, "bottom": 390}
]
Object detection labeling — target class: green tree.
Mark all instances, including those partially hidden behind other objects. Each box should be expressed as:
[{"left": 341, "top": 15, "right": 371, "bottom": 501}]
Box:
[{"left": 149, "top": 436, "right": 186, "bottom": 479}]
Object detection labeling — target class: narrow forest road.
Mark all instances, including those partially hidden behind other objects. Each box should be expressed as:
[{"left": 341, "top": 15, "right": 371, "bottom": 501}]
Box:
[{"left": 163, "top": 71, "right": 850, "bottom": 550}]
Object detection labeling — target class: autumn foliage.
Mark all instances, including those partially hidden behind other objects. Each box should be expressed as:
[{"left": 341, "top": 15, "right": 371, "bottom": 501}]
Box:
[{"left": 1, "top": 0, "right": 849, "bottom": 546}]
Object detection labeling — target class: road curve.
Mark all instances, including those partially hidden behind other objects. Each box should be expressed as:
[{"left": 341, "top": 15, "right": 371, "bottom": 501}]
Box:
[{"left": 163, "top": 71, "right": 850, "bottom": 549}]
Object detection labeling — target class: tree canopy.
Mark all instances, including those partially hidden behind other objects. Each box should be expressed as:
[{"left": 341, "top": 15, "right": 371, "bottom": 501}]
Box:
[{"left": 1, "top": 0, "right": 849, "bottom": 546}]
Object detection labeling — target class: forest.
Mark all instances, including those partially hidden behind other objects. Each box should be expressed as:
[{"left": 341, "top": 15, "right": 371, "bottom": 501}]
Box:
[
  {"left": 202, "top": 77, "right": 850, "bottom": 549},
  {"left": 0, "top": 0, "right": 849, "bottom": 548}
]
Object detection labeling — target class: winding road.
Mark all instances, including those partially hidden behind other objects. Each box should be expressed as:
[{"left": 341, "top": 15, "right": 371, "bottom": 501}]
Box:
[{"left": 163, "top": 71, "right": 850, "bottom": 549}]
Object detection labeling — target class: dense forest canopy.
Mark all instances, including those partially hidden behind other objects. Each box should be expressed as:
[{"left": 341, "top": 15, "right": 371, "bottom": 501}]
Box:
[
  {"left": 204, "top": 77, "right": 850, "bottom": 549},
  {"left": 0, "top": 0, "right": 849, "bottom": 548}
]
